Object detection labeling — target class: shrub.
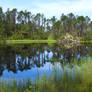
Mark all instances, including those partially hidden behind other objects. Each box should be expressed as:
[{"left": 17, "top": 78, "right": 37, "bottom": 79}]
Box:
[
  {"left": 9, "top": 32, "right": 24, "bottom": 40},
  {"left": 48, "top": 34, "right": 55, "bottom": 40}
]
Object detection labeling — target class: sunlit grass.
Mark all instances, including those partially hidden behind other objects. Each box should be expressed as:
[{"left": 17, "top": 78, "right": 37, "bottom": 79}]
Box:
[{"left": 6, "top": 40, "right": 57, "bottom": 44}]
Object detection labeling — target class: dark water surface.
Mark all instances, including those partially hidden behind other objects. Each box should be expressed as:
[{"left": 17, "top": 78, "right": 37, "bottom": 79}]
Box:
[{"left": 0, "top": 43, "right": 91, "bottom": 82}]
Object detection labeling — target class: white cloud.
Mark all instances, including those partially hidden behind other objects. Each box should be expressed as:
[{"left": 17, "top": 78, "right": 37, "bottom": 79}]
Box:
[
  {"left": 0, "top": 0, "right": 92, "bottom": 19},
  {"left": 30, "top": 0, "right": 92, "bottom": 19}
]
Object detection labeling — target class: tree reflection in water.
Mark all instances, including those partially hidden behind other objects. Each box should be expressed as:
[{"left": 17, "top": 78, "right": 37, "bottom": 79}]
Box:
[{"left": 0, "top": 44, "right": 91, "bottom": 76}]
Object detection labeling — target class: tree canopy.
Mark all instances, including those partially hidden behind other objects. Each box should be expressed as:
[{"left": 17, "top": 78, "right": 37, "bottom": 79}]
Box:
[{"left": 0, "top": 7, "right": 92, "bottom": 40}]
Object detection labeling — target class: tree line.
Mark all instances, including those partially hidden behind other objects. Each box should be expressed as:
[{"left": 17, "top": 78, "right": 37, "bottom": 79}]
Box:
[{"left": 0, "top": 7, "right": 92, "bottom": 40}]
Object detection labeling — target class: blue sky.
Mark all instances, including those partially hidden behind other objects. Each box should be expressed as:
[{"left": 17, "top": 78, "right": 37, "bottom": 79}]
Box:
[{"left": 0, "top": 0, "right": 92, "bottom": 19}]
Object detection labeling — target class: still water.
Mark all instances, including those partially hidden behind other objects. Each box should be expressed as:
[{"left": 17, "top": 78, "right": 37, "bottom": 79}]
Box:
[{"left": 0, "top": 43, "right": 91, "bottom": 82}]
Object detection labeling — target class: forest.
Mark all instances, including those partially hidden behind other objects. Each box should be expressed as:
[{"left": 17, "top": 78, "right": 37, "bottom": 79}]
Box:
[{"left": 0, "top": 7, "right": 92, "bottom": 40}]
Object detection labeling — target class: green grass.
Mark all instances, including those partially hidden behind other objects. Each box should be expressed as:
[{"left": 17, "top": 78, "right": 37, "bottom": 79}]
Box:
[
  {"left": 5, "top": 40, "right": 57, "bottom": 44},
  {"left": 1, "top": 39, "right": 92, "bottom": 45},
  {"left": 81, "top": 41, "right": 92, "bottom": 43}
]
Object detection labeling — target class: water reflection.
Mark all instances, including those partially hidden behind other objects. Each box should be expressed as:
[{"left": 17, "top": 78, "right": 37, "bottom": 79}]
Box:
[{"left": 0, "top": 44, "right": 91, "bottom": 79}]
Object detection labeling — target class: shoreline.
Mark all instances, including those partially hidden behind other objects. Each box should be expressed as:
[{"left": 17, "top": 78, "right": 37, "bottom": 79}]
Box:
[
  {"left": 0, "top": 40, "right": 92, "bottom": 45},
  {"left": 4, "top": 40, "right": 57, "bottom": 44}
]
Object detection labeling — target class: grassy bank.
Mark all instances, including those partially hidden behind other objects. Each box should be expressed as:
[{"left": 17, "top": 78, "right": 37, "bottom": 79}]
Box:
[
  {"left": 3, "top": 40, "right": 91, "bottom": 45},
  {"left": 5, "top": 40, "right": 57, "bottom": 44},
  {"left": 0, "top": 39, "right": 92, "bottom": 45},
  {"left": 5, "top": 40, "right": 92, "bottom": 44}
]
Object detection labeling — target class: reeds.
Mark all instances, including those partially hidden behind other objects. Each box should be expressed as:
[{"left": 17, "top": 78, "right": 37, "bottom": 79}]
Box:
[{"left": 0, "top": 57, "right": 92, "bottom": 92}]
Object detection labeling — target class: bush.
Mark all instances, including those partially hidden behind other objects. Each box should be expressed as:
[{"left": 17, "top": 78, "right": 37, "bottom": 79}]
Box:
[
  {"left": 82, "top": 30, "right": 92, "bottom": 41},
  {"left": 48, "top": 34, "right": 55, "bottom": 40},
  {"left": 0, "top": 35, "right": 5, "bottom": 40},
  {"left": 9, "top": 32, "right": 24, "bottom": 40},
  {"left": 28, "top": 34, "right": 41, "bottom": 40}
]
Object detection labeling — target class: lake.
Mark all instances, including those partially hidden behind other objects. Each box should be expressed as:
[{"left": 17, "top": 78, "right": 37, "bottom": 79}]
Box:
[
  {"left": 0, "top": 43, "right": 91, "bottom": 82},
  {"left": 0, "top": 44, "right": 92, "bottom": 92}
]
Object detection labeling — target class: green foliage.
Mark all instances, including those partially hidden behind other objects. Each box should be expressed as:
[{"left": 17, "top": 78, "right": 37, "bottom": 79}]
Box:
[
  {"left": 48, "top": 34, "right": 55, "bottom": 40},
  {"left": 0, "top": 7, "right": 91, "bottom": 40},
  {"left": 22, "top": 24, "right": 30, "bottom": 33},
  {"left": 0, "top": 35, "right": 5, "bottom": 40},
  {"left": 9, "top": 32, "right": 24, "bottom": 40},
  {"left": 28, "top": 34, "right": 41, "bottom": 40},
  {"left": 82, "top": 30, "right": 92, "bottom": 41}
]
